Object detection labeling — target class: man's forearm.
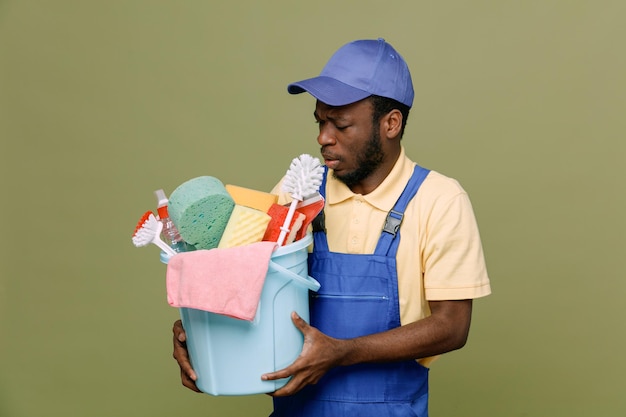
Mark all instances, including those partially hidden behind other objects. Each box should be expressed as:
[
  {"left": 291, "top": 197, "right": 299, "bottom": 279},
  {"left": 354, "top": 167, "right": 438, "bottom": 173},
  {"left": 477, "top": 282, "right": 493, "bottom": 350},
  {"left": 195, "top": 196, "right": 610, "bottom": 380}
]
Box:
[{"left": 337, "top": 299, "right": 473, "bottom": 366}]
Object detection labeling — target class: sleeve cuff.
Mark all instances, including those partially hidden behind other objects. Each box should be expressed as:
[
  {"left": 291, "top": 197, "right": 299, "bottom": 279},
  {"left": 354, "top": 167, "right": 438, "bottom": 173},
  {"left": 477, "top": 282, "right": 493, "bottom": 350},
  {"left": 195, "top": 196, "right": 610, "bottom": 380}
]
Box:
[{"left": 425, "top": 283, "right": 492, "bottom": 301}]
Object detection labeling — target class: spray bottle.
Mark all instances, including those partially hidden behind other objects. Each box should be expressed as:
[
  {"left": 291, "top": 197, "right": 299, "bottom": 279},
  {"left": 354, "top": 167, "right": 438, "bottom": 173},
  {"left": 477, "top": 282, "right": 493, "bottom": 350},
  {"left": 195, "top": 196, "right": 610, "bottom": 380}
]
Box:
[{"left": 154, "top": 189, "right": 195, "bottom": 260}]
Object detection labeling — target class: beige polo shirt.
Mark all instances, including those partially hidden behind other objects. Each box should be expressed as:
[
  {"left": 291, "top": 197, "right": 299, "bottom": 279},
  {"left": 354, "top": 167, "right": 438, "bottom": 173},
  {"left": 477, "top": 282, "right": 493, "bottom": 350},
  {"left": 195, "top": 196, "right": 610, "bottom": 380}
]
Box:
[{"left": 274, "top": 147, "right": 491, "bottom": 364}]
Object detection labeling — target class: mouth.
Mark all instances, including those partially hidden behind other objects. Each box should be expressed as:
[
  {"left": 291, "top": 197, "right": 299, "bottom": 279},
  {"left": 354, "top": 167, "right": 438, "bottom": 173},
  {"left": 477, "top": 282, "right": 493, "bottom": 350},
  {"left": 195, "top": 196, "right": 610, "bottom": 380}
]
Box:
[
  {"left": 321, "top": 149, "right": 340, "bottom": 168},
  {"left": 321, "top": 154, "right": 340, "bottom": 170}
]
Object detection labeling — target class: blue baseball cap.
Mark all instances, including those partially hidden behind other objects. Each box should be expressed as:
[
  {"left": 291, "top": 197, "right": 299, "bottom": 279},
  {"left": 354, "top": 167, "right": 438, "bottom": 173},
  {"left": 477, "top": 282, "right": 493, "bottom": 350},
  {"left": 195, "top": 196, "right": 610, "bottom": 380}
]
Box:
[{"left": 287, "top": 38, "right": 414, "bottom": 108}]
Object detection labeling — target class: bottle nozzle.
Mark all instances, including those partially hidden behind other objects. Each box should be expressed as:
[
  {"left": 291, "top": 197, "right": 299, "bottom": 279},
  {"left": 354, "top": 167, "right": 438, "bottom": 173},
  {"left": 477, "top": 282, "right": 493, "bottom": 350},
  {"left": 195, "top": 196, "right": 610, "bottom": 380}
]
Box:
[{"left": 154, "top": 189, "right": 168, "bottom": 208}]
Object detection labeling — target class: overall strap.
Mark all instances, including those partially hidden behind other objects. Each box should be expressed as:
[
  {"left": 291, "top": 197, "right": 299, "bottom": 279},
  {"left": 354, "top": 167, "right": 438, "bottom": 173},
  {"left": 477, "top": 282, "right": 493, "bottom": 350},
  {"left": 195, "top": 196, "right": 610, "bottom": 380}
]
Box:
[
  {"left": 311, "top": 166, "right": 329, "bottom": 251},
  {"left": 311, "top": 165, "right": 430, "bottom": 256},
  {"left": 374, "top": 165, "right": 430, "bottom": 257}
]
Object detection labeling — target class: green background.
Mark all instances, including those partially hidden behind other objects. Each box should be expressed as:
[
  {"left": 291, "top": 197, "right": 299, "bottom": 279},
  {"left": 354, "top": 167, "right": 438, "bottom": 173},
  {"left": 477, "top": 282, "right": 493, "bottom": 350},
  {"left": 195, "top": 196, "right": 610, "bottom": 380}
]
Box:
[{"left": 1, "top": 1, "right": 624, "bottom": 416}]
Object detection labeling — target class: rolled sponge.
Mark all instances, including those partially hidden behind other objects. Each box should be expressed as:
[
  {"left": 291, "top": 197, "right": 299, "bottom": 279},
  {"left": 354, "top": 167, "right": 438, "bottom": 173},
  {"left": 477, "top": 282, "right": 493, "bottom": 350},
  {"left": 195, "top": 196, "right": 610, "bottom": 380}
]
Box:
[
  {"left": 168, "top": 176, "right": 235, "bottom": 250},
  {"left": 218, "top": 205, "right": 272, "bottom": 249}
]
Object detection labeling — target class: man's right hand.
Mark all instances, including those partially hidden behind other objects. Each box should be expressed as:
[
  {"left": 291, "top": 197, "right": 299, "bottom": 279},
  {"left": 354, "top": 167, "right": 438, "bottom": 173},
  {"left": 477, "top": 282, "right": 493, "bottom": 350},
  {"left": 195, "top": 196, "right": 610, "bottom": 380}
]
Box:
[{"left": 172, "top": 319, "right": 201, "bottom": 392}]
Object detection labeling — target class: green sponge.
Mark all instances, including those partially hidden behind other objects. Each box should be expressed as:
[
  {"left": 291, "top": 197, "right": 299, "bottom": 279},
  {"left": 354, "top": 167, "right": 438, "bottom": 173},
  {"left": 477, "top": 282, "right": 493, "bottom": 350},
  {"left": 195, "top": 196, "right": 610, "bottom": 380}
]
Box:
[{"left": 168, "top": 176, "right": 235, "bottom": 250}]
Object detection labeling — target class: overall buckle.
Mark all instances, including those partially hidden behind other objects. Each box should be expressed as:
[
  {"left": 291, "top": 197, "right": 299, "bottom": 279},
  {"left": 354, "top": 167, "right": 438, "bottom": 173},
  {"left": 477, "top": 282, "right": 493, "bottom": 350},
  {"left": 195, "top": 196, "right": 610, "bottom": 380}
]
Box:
[{"left": 383, "top": 210, "right": 403, "bottom": 236}]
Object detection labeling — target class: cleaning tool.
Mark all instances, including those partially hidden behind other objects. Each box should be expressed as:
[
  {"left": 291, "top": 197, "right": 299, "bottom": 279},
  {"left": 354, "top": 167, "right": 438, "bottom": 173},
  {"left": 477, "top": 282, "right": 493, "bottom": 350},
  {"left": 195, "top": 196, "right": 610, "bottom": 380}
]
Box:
[
  {"left": 218, "top": 205, "right": 272, "bottom": 249},
  {"left": 166, "top": 240, "right": 277, "bottom": 321},
  {"left": 132, "top": 211, "right": 177, "bottom": 257},
  {"left": 154, "top": 189, "right": 194, "bottom": 253},
  {"left": 263, "top": 203, "right": 306, "bottom": 244},
  {"left": 276, "top": 154, "right": 324, "bottom": 246},
  {"left": 295, "top": 192, "right": 325, "bottom": 241},
  {"left": 173, "top": 233, "right": 320, "bottom": 396},
  {"left": 225, "top": 184, "right": 278, "bottom": 213},
  {"left": 168, "top": 176, "right": 235, "bottom": 250}
]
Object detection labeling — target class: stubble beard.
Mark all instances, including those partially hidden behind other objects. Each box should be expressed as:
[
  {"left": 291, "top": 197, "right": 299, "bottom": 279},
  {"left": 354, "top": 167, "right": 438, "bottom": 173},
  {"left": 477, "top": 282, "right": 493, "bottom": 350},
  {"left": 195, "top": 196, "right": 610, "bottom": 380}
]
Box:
[{"left": 331, "top": 128, "right": 384, "bottom": 189}]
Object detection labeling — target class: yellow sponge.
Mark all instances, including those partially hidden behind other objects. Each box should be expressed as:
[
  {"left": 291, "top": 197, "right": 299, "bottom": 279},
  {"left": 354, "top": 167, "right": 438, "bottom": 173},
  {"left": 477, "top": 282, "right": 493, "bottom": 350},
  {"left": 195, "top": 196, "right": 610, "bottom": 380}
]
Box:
[
  {"left": 218, "top": 205, "right": 272, "bottom": 249},
  {"left": 225, "top": 184, "right": 278, "bottom": 213}
]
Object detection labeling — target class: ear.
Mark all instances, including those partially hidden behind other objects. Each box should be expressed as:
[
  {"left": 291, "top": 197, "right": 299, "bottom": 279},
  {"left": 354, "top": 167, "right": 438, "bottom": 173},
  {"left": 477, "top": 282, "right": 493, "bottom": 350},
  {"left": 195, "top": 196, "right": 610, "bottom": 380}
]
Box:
[{"left": 381, "top": 109, "right": 403, "bottom": 139}]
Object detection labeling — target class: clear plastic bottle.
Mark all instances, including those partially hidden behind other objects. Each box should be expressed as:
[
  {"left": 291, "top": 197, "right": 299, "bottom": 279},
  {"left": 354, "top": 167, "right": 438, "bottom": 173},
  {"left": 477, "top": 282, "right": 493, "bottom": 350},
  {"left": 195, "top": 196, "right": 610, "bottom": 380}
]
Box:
[{"left": 154, "top": 189, "right": 195, "bottom": 257}]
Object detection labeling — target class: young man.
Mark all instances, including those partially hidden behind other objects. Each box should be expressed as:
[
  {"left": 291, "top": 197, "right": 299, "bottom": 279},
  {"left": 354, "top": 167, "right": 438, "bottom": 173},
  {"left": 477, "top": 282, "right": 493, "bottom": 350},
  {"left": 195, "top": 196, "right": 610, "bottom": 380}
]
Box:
[{"left": 173, "top": 38, "right": 491, "bottom": 416}]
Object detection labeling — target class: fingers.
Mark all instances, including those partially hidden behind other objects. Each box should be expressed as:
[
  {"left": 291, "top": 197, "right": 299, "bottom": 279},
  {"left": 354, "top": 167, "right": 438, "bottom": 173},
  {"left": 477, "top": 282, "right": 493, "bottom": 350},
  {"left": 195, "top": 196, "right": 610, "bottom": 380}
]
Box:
[
  {"left": 261, "top": 313, "right": 324, "bottom": 397},
  {"left": 263, "top": 363, "right": 320, "bottom": 397},
  {"left": 291, "top": 311, "right": 309, "bottom": 332},
  {"left": 260, "top": 314, "right": 305, "bottom": 392},
  {"left": 172, "top": 320, "right": 201, "bottom": 392},
  {"left": 173, "top": 319, "right": 186, "bottom": 342},
  {"left": 267, "top": 378, "right": 306, "bottom": 397},
  {"left": 180, "top": 369, "right": 202, "bottom": 393},
  {"left": 261, "top": 366, "right": 305, "bottom": 397},
  {"left": 259, "top": 313, "right": 309, "bottom": 382},
  {"left": 261, "top": 366, "right": 293, "bottom": 382}
]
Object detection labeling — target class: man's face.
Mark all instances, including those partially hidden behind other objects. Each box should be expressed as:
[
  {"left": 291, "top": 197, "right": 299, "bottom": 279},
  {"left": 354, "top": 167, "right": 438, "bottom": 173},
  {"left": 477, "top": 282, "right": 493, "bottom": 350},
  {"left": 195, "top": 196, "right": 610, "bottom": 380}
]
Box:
[{"left": 314, "top": 99, "right": 384, "bottom": 189}]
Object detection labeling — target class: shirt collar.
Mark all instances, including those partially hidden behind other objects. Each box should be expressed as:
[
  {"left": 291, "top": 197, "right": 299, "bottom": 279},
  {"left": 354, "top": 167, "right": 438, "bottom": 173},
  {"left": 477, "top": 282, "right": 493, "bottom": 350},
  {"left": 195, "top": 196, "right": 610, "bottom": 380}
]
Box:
[{"left": 325, "top": 146, "right": 414, "bottom": 211}]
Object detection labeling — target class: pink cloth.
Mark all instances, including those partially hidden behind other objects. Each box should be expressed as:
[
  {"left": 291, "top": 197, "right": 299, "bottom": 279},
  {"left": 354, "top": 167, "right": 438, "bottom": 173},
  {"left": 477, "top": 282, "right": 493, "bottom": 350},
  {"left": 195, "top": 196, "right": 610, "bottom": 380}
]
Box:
[{"left": 166, "top": 241, "right": 277, "bottom": 321}]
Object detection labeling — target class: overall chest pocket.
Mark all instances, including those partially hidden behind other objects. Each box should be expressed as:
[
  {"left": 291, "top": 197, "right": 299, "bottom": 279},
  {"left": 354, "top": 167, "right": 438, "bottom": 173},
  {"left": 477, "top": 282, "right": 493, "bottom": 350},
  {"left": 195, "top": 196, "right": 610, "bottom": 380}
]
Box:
[
  {"left": 308, "top": 252, "right": 400, "bottom": 338},
  {"left": 310, "top": 292, "right": 393, "bottom": 339}
]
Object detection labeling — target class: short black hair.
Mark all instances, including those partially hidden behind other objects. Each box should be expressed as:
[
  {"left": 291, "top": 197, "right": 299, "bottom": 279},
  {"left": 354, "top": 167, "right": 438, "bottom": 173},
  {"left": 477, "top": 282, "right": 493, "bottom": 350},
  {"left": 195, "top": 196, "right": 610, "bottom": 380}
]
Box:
[{"left": 368, "top": 95, "right": 411, "bottom": 139}]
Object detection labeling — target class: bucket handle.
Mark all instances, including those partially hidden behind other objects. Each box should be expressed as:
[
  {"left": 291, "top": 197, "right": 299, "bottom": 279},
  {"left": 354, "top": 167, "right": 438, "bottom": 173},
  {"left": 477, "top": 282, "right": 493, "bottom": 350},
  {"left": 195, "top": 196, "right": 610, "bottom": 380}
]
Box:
[{"left": 267, "top": 261, "right": 321, "bottom": 292}]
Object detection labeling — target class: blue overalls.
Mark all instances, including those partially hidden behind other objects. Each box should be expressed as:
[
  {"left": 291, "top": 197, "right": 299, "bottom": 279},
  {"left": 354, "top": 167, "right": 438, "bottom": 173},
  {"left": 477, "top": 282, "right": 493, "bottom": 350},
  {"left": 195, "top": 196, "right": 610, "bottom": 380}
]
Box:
[{"left": 272, "top": 165, "right": 431, "bottom": 417}]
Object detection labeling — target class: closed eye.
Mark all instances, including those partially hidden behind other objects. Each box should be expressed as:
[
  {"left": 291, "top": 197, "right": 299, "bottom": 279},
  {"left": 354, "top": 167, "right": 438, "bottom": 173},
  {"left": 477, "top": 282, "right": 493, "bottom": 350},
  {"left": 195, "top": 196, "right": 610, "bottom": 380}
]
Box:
[
  {"left": 315, "top": 119, "right": 348, "bottom": 130},
  {"left": 314, "top": 111, "right": 349, "bottom": 131}
]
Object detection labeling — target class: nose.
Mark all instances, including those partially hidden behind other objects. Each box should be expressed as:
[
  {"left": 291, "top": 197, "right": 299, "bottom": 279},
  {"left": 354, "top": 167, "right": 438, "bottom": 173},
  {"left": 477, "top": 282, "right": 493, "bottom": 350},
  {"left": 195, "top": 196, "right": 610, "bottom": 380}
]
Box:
[{"left": 317, "top": 124, "right": 336, "bottom": 146}]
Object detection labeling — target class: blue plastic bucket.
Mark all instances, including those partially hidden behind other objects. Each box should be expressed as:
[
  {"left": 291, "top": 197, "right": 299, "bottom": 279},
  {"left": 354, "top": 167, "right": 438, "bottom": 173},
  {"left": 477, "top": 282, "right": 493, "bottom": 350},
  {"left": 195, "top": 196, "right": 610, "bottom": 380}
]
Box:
[{"left": 178, "top": 234, "right": 320, "bottom": 396}]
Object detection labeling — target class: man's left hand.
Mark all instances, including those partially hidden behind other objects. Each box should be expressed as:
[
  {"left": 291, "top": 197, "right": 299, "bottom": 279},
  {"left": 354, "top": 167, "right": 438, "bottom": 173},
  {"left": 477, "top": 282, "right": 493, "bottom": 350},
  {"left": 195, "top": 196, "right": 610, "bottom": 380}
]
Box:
[{"left": 261, "top": 311, "right": 349, "bottom": 397}]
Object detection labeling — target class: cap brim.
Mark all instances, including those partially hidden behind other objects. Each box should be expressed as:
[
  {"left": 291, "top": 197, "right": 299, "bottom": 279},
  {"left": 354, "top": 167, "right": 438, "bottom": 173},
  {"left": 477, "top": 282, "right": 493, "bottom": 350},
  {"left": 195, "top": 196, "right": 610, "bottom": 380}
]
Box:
[{"left": 287, "top": 76, "right": 371, "bottom": 107}]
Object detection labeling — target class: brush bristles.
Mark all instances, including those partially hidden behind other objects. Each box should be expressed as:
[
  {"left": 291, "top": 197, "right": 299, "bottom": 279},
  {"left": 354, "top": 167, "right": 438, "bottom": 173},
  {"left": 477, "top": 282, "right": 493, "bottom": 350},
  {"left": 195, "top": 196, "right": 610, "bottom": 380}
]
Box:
[
  {"left": 282, "top": 154, "right": 324, "bottom": 200},
  {"left": 132, "top": 212, "right": 161, "bottom": 247},
  {"left": 133, "top": 211, "right": 153, "bottom": 237}
]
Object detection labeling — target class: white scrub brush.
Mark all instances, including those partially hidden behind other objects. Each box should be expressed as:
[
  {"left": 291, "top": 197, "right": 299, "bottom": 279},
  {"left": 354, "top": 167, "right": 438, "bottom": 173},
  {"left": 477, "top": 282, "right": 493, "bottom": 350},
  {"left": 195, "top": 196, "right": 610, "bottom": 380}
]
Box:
[
  {"left": 277, "top": 154, "right": 324, "bottom": 246},
  {"left": 132, "top": 211, "right": 177, "bottom": 257}
]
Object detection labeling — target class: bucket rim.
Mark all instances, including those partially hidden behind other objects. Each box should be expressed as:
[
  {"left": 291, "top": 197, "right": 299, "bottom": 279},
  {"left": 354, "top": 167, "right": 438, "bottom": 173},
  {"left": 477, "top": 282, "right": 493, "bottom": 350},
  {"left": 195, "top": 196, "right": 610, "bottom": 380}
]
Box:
[{"left": 272, "top": 233, "right": 313, "bottom": 258}]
